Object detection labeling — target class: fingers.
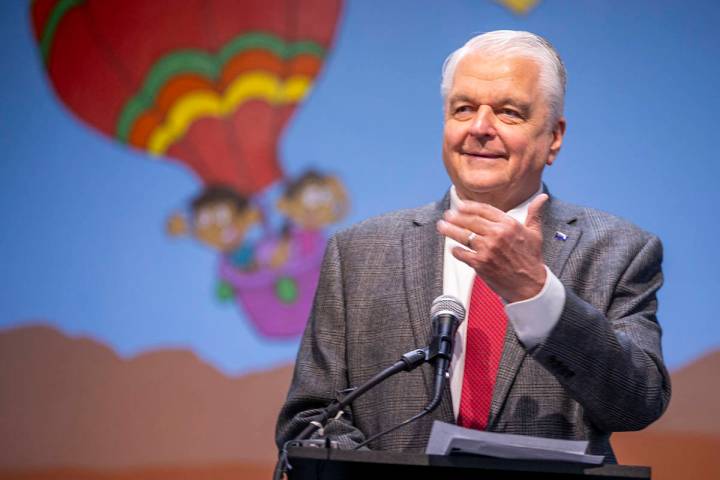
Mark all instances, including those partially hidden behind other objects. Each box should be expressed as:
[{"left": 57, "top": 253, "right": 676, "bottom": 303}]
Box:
[
  {"left": 525, "top": 193, "right": 549, "bottom": 232},
  {"left": 439, "top": 200, "right": 517, "bottom": 241},
  {"left": 438, "top": 201, "right": 506, "bottom": 246},
  {"left": 437, "top": 218, "right": 482, "bottom": 249},
  {"left": 437, "top": 194, "right": 547, "bottom": 248},
  {"left": 451, "top": 244, "right": 483, "bottom": 268},
  {"left": 455, "top": 198, "right": 507, "bottom": 222},
  {"left": 443, "top": 209, "right": 495, "bottom": 235}
]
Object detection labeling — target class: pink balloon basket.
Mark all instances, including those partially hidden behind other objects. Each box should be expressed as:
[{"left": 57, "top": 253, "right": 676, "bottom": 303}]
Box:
[{"left": 219, "top": 233, "right": 326, "bottom": 338}]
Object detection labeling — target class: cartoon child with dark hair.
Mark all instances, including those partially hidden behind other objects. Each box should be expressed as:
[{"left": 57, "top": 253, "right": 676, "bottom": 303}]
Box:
[
  {"left": 277, "top": 170, "right": 349, "bottom": 231},
  {"left": 167, "top": 185, "right": 261, "bottom": 271},
  {"left": 275, "top": 170, "right": 349, "bottom": 263}
]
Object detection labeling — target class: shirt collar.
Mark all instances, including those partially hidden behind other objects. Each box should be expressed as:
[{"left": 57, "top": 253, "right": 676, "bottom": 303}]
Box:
[{"left": 449, "top": 184, "right": 543, "bottom": 224}]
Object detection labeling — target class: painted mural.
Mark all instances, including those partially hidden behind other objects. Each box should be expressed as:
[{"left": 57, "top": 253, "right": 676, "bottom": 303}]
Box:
[
  {"left": 2, "top": 0, "right": 719, "bottom": 479},
  {"left": 30, "top": 0, "right": 346, "bottom": 338}
]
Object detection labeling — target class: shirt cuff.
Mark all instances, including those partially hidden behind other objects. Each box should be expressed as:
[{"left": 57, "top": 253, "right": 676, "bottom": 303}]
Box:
[{"left": 505, "top": 266, "right": 565, "bottom": 349}]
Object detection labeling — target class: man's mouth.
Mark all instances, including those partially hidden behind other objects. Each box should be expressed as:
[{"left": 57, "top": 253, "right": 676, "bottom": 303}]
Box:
[{"left": 460, "top": 151, "right": 506, "bottom": 159}]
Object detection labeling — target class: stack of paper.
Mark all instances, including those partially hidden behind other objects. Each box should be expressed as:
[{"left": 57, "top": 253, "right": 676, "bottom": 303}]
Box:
[{"left": 426, "top": 421, "right": 604, "bottom": 465}]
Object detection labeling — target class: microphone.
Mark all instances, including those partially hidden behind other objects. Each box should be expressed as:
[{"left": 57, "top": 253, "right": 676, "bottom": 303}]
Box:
[
  {"left": 426, "top": 295, "right": 466, "bottom": 411},
  {"left": 347, "top": 295, "right": 466, "bottom": 451}
]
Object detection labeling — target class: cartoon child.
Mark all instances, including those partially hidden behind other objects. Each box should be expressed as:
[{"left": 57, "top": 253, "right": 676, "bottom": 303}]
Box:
[
  {"left": 167, "top": 185, "right": 261, "bottom": 271},
  {"left": 277, "top": 170, "right": 349, "bottom": 231},
  {"left": 274, "top": 170, "right": 349, "bottom": 263}
]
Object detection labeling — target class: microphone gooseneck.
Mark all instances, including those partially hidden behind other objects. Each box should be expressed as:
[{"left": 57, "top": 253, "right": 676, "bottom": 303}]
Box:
[
  {"left": 275, "top": 293, "right": 466, "bottom": 477},
  {"left": 351, "top": 295, "right": 466, "bottom": 450}
]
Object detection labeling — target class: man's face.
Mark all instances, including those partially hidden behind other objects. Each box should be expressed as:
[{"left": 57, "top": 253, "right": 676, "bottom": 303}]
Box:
[{"left": 442, "top": 53, "right": 565, "bottom": 210}]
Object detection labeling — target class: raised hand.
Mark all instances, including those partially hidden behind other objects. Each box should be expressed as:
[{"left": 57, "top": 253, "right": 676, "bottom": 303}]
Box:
[{"left": 437, "top": 194, "right": 549, "bottom": 303}]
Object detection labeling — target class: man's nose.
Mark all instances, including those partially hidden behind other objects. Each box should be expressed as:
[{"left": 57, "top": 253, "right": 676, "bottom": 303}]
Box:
[{"left": 469, "top": 106, "right": 497, "bottom": 139}]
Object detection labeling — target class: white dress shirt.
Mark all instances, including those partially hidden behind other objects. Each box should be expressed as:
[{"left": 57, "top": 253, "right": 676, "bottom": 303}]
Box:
[{"left": 443, "top": 186, "right": 566, "bottom": 419}]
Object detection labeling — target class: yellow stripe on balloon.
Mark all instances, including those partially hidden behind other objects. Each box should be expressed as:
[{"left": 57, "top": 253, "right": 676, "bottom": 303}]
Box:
[
  {"left": 147, "top": 71, "right": 313, "bottom": 155},
  {"left": 148, "top": 94, "right": 221, "bottom": 154},
  {"left": 280, "top": 76, "right": 312, "bottom": 102}
]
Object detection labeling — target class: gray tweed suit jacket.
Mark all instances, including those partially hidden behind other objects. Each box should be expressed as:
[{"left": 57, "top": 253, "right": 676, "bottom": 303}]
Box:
[{"left": 276, "top": 191, "right": 671, "bottom": 461}]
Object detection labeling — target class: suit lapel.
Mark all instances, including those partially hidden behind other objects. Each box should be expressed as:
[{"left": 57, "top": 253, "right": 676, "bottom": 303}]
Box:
[
  {"left": 402, "top": 196, "right": 454, "bottom": 421},
  {"left": 488, "top": 195, "right": 581, "bottom": 428},
  {"left": 540, "top": 199, "right": 582, "bottom": 279},
  {"left": 402, "top": 220, "right": 443, "bottom": 350}
]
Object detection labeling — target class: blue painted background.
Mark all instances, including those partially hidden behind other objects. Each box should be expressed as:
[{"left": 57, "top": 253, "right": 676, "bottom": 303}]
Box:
[{"left": 1, "top": 0, "right": 718, "bottom": 374}]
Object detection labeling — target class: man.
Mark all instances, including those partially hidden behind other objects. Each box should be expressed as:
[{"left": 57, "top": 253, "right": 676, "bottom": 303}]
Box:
[{"left": 276, "top": 30, "right": 670, "bottom": 461}]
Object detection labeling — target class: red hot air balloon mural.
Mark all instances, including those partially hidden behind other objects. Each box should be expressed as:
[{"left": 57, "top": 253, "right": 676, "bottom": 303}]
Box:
[{"left": 31, "top": 0, "right": 347, "bottom": 338}]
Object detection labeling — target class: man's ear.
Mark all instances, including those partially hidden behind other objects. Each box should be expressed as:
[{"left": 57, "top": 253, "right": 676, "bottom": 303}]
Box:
[{"left": 546, "top": 117, "right": 566, "bottom": 166}]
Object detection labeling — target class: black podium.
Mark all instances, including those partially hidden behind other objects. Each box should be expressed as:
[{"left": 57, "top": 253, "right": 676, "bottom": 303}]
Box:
[{"left": 286, "top": 446, "right": 650, "bottom": 479}]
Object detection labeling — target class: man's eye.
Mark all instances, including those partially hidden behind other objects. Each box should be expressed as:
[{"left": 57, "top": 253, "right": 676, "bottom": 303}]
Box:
[
  {"left": 453, "top": 105, "right": 475, "bottom": 118},
  {"left": 499, "top": 108, "right": 522, "bottom": 119}
]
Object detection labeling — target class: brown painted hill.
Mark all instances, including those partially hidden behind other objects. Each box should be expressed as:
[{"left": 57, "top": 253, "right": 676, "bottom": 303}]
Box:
[
  {"left": 0, "top": 463, "right": 273, "bottom": 480},
  {"left": 0, "top": 324, "right": 294, "bottom": 470},
  {"left": 613, "top": 349, "right": 720, "bottom": 480},
  {"left": 647, "top": 349, "right": 720, "bottom": 435},
  {"left": 613, "top": 431, "right": 720, "bottom": 480},
  {"left": 1, "top": 324, "right": 718, "bottom": 480}
]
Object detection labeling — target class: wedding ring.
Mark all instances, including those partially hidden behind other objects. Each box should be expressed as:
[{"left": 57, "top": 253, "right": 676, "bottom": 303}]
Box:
[{"left": 467, "top": 231, "right": 478, "bottom": 245}]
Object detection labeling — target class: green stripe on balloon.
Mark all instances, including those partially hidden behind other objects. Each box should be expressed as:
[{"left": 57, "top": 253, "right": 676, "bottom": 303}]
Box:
[
  {"left": 116, "top": 32, "right": 325, "bottom": 143},
  {"left": 40, "top": 0, "right": 85, "bottom": 63},
  {"left": 217, "top": 32, "right": 326, "bottom": 63}
]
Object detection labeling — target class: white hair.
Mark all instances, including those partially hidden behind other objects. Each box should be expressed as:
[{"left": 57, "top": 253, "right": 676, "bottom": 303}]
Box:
[{"left": 441, "top": 30, "right": 567, "bottom": 124}]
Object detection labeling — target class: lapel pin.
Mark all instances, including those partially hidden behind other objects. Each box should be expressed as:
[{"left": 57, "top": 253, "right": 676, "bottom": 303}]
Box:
[{"left": 554, "top": 231, "right": 568, "bottom": 241}]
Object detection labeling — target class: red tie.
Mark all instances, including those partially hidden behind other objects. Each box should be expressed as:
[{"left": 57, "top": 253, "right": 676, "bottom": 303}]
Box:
[{"left": 457, "top": 275, "right": 508, "bottom": 430}]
